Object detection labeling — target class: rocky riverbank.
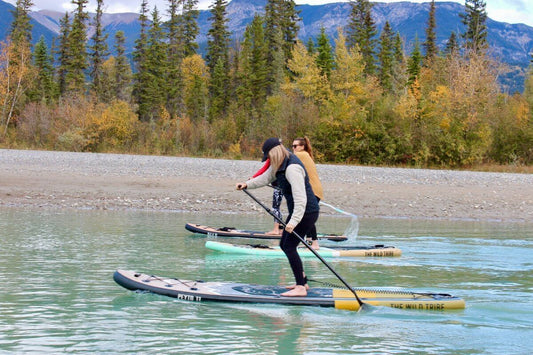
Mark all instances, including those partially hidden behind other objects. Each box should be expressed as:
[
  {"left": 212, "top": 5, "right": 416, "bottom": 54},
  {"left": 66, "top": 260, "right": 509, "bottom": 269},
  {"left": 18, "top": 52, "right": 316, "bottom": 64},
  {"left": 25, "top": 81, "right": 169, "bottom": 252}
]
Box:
[{"left": 1, "top": 149, "right": 531, "bottom": 222}]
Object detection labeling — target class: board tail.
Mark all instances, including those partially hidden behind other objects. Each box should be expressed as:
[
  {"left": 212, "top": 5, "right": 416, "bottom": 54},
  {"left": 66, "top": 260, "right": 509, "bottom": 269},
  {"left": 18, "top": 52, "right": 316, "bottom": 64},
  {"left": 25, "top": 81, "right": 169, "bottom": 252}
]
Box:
[{"left": 332, "top": 288, "right": 465, "bottom": 311}]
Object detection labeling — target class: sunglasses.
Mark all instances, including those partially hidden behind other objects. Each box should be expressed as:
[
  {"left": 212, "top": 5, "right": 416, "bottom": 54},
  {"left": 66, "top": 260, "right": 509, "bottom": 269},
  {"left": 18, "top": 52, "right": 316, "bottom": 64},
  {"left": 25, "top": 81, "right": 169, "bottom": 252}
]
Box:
[{"left": 292, "top": 144, "right": 301, "bottom": 148}]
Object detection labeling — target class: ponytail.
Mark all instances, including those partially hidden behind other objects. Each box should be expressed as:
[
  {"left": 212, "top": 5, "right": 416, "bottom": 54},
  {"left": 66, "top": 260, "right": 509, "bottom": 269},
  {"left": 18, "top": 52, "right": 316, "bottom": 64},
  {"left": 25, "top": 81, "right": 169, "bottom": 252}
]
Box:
[{"left": 295, "top": 136, "right": 314, "bottom": 160}]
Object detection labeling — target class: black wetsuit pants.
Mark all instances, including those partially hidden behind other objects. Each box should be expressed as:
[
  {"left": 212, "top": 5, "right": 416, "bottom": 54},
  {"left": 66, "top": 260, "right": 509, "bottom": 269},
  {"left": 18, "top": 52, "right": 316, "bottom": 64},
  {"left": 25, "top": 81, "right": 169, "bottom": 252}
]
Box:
[
  {"left": 279, "top": 210, "right": 319, "bottom": 286},
  {"left": 307, "top": 197, "right": 320, "bottom": 241}
]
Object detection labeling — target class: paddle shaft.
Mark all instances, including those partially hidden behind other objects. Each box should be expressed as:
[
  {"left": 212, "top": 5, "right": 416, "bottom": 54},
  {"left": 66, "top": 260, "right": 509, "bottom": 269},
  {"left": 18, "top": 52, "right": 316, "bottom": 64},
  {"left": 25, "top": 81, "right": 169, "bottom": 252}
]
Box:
[
  {"left": 269, "top": 184, "right": 357, "bottom": 218},
  {"left": 242, "top": 188, "right": 363, "bottom": 307},
  {"left": 319, "top": 201, "right": 357, "bottom": 218}
]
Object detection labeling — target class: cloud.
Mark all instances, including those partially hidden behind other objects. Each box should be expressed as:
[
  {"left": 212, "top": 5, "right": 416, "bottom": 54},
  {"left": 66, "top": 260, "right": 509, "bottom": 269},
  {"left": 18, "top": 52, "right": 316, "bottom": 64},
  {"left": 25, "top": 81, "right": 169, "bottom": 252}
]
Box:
[
  {"left": 486, "top": 0, "right": 533, "bottom": 25},
  {"left": 500, "top": 0, "right": 528, "bottom": 11}
]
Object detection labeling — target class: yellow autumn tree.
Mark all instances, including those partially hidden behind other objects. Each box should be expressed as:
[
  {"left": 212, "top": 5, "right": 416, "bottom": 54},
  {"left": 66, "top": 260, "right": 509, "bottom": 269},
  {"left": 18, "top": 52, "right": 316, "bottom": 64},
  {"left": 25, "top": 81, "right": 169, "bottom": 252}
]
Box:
[
  {"left": 284, "top": 41, "right": 331, "bottom": 106},
  {"left": 180, "top": 54, "right": 216, "bottom": 154},
  {"left": 86, "top": 100, "right": 138, "bottom": 151},
  {"left": 330, "top": 31, "right": 366, "bottom": 102},
  {"left": 313, "top": 30, "right": 384, "bottom": 163},
  {"left": 394, "top": 50, "right": 499, "bottom": 167},
  {"left": 438, "top": 52, "right": 497, "bottom": 165},
  {"left": 261, "top": 41, "right": 327, "bottom": 146},
  {"left": 490, "top": 82, "right": 532, "bottom": 164},
  {"left": 182, "top": 54, "right": 209, "bottom": 122},
  {"left": 0, "top": 39, "right": 34, "bottom": 140}
]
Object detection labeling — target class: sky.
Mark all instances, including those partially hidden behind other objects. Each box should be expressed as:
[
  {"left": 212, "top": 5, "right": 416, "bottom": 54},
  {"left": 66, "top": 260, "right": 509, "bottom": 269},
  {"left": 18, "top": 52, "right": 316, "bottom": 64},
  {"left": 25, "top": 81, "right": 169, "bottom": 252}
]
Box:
[{"left": 5, "top": 0, "right": 533, "bottom": 28}]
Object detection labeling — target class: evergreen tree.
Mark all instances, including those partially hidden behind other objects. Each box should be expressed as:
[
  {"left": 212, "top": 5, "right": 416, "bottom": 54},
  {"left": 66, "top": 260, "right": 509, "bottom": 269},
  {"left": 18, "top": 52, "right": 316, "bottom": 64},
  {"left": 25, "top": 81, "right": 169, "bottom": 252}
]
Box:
[
  {"left": 9, "top": 0, "right": 33, "bottom": 47},
  {"left": 237, "top": 15, "right": 269, "bottom": 116},
  {"left": 166, "top": 0, "right": 184, "bottom": 59},
  {"left": 133, "top": 0, "right": 152, "bottom": 120},
  {"left": 55, "top": 12, "right": 71, "bottom": 95},
  {"left": 165, "top": 0, "right": 199, "bottom": 117},
  {"left": 445, "top": 31, "right": 459, "bottom": 56},
  {"left": 97, "top": 31, "right": 133, "bottom": 104},
  {"left": 66, "top": 0, "right": 89, "bottom": 95},
  {"left": 264, "top": 1, "right": 284, "bottom": 95},
  {"left": 460, "top": 0, "right": 488, "bottom": 53},
  {"left": 423, "top": 0, "right": 438, "bottom": 64},
  {"left": 306, "top": 36, "right": 315, "bottom": 54},
  {"left": 393, "top": 32, "right": 404, "bottom": 64},
  {"left": 209, "top": 57, "right": 229, "bottom": 120},
  {"left": 279, "top": 0, "right": 300, "bottom": 60},
  {"left": 145, "top": 6, "right": 168, "bottom": 119},
  {"left": 269, "top": 29, "right": 286, "bottom": 95},
  {"left": 265, "top": 0, "right": 300, "bottom": 61},
  {"left": 89, "top": 0, "right": 109, "bottom": 100},
  {"left": 315, "top": 26, "right": 333, "bottom": 78},
  {"left": 206, "top": 0, "right": 230, "bottom": 73},
  {"left": 378, "top": 21, "right": 395, "bottom": 92},
  {"left": 407, "top": 37, "right": 422, "bottom": 86},
  {"left": 133, "top": 0, "right": 150, "bottom": 67},
  {"left": 346, "top": 0, "right": 377, "bottom": 76},
  {"left": 264, "top": 0, "right": 300, "bottom": 93},
  {"left": 182, "top": 0, "right": 200, "bottom": 56},
  {"left": 166, "top": 0, "right": 185, "bottom": 117},
  {"left": 392, "top": 32, "right": 407, "bottom": 92},
  {"left": 31, "top": 35, "right": 57, "bottom": 103},
  {"left": 113, "top": 31, "right": 132, "bottom": 102},
  {"left": 207, "top": 0, "right": 231, "bottom": 119}
]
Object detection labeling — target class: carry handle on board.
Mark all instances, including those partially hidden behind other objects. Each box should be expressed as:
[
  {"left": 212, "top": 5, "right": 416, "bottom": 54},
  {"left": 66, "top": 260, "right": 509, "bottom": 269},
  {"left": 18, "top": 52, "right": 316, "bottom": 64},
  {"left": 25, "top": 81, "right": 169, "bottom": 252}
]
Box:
[{"left": 241, "top": 188, "right": 365, "bottom": 309}]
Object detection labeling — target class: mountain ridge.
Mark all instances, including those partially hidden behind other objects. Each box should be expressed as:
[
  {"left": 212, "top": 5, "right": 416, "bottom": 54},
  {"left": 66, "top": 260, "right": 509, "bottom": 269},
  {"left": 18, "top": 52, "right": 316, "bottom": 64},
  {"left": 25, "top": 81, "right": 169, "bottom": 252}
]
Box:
[{"left": 1, "top": 0, "right": 532, "bottom": 91}]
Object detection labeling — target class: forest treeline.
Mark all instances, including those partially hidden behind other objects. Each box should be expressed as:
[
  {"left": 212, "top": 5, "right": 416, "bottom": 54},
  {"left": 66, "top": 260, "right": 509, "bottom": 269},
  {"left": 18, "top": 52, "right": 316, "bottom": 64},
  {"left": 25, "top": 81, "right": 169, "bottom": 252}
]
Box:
[{"left": 1, "top": 0, "right": 532, "bottom": 167}]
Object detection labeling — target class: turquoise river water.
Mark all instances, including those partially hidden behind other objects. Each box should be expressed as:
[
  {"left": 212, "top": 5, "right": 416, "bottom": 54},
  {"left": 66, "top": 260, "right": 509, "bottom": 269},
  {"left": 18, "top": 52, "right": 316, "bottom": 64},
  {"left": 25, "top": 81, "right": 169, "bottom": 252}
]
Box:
[{"left": 1, "top": 208, "right": 532, "bottom": 354}]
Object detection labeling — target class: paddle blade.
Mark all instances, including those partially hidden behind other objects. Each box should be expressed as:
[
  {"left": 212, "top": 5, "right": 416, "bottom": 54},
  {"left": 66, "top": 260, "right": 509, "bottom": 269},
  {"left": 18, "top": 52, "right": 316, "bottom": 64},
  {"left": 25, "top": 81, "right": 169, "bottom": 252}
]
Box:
[
  {"left": 343, "top": 215, "right": 360, "bottom": 241},
  {"left": 319, "top": 201, "right": 360, "bottom": 241}
]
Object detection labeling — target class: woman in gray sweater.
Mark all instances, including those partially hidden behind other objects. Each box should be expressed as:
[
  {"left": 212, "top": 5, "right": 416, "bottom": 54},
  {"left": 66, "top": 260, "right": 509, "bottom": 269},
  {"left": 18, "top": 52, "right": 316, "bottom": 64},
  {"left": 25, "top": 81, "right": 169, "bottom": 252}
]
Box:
[{"left": 236, "top": 138, "right": 319, "bottom": 297}]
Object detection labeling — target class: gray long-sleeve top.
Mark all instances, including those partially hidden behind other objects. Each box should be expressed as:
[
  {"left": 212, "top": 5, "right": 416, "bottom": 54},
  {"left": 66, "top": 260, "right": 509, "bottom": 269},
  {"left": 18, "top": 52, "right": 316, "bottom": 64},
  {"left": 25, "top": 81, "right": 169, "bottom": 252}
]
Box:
[{"left": 246, "top": 164, "right": 308, "bottom": 228}]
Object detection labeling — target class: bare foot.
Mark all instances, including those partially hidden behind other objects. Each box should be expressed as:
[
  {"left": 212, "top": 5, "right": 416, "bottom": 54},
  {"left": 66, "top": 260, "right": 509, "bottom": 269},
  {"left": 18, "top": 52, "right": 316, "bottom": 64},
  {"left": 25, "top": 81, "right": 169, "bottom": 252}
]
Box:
[
  {"left": 285, "top": 283, "right": 309, "bottom": 290},
  {"left": 265, "top": 230, "right": 282, "bottom": 235},
  {"left": 281, "top": 285, "right": 307, "bottom": 297}
]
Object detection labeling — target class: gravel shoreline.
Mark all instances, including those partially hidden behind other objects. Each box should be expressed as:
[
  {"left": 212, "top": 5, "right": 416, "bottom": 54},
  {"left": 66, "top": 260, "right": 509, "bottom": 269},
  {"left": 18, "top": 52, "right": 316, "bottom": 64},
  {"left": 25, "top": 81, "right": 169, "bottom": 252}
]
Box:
[{"left": 1, "top": 149, "right": 532, "bottom": 222}]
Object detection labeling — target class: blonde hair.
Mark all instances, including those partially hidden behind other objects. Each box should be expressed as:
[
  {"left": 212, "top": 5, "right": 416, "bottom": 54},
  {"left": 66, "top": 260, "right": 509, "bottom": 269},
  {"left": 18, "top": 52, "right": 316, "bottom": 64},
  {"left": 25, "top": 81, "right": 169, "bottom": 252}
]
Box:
[{"left": 269, "top": 145, "right": 289, "bottom": 172}]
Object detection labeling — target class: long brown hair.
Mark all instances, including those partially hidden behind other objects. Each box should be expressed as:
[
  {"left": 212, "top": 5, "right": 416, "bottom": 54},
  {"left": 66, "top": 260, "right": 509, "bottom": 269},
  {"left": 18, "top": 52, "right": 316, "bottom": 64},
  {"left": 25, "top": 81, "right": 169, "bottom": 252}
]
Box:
[
  {"left": 294, "top": 136, "right": 313, "bottom": 160},
  {"left": 269, "top": 145, "right": 290, "bottom": 172}
]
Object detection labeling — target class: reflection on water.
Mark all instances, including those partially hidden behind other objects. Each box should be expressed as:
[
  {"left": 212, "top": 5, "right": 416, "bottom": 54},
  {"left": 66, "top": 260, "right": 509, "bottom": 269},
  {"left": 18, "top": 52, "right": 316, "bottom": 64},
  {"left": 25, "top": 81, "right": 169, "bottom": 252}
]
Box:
[{"left": 0, "top": 208, "right": 532, "bottom": 354}]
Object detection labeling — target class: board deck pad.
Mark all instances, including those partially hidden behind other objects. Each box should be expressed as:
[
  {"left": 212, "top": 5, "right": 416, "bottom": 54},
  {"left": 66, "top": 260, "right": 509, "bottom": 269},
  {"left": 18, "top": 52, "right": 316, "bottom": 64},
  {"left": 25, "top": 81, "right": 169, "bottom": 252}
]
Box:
[
  {"left": 185, "top": 223, "right": 348, "bottom": 241},
  {"left": 113, "top": 270, "right": 465, "bottom": 311},
  {"left": 205, "top": 240, "right": 402, "bottom": 257},
  {"left": 231, "top": 285, "right": 332, "bottom": 298}
]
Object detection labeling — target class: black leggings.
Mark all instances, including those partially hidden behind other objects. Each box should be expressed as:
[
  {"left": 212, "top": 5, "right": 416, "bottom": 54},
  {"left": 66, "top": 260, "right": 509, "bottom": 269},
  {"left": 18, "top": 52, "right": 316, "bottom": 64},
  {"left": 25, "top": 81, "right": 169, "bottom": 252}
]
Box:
[
  {"left": 307, "top": 197, "right": 320, "bottom": 241},
  {"left": 279, "top": 211, "right": 319, "bottom": 286}
]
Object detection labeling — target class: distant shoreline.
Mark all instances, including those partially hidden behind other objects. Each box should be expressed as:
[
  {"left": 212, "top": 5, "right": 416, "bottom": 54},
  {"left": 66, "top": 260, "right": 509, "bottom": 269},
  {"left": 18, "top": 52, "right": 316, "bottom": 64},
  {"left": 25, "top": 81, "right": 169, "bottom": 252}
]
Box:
[{"left": 1, "top": 149, "right": 532, "bottom": 222}]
